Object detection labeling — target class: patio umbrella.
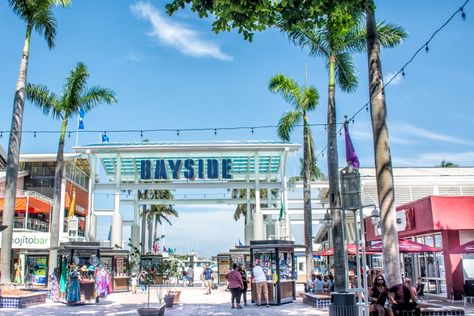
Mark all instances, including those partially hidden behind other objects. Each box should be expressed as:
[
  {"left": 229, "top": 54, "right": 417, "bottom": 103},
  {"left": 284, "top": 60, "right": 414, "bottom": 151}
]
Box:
[
  {"left": 450, "top": 240, "right": 474, "bottom": 254},
  {"left": 315, "top": 244, "right": 378, "bottom": 256},
  {"left": 366, "top": 239, "right": 442, "bottom": 253}
]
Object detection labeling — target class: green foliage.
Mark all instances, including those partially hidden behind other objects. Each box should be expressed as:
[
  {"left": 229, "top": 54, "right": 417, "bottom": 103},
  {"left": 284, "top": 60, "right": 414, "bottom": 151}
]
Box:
[
  {"left": 166, "top": 0, "right": 372, "bottom": 42},
  {"left": 26, "top": 62, "right": 117, "bottom": 124},
  {"left": 9, "top": 0, "right": 71, "bottom": 49}
]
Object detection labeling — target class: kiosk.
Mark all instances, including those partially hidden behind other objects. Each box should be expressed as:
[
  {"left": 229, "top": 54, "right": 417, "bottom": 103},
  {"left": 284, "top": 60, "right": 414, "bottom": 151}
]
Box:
[
  {"left": 250, "top": 240, "right": 296, "bottom": 305},
  {"left": 217, "top": 253, "right": 231, "bottom": 284}
]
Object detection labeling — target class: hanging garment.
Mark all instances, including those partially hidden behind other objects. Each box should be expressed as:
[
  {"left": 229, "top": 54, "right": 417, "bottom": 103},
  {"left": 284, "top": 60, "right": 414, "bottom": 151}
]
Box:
[
  {"left": 50, "top": 271, "right": 59, "bottom": 302},
  {"left": 96, "top": 269, "right": 111, "bottom": 298},
  {"left": 67, "top": 270, "right": 81, "bottom": 304},
  {"left": 59, "top": 258, "right": 68, "bottom": 295}
]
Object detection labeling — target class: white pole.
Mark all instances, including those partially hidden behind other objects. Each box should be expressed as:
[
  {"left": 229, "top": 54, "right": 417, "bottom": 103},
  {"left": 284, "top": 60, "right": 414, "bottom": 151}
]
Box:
[{"left": 360, "top": 208, "right": 369, "bottom": 316}]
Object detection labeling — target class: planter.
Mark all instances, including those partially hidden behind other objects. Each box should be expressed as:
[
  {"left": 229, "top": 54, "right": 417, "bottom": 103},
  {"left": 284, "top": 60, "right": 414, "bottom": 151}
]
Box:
[
  {"left": 137, "top": 303, "right": 165, "bottom": 316},
  {"left": 163, "top": 294, "right": 175, "bottom": 308},
  {"left": 168, "top": 290, "right": 181, "bottom": 304}
]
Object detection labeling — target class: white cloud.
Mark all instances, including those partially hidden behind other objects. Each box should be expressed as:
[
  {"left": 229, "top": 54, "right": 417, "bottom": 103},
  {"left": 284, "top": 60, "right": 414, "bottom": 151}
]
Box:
[
  {"left": 125, "top": 50, "right": 150, "bottom": 62},
  {"left": 395, "top": 122, "right": 473, "bottom": 145},
  {"left": 384, "top": 71, "right": 403, "bottom": 86},
  {"left": 130, "top": 2, "right": 233, "bottom": 61}
]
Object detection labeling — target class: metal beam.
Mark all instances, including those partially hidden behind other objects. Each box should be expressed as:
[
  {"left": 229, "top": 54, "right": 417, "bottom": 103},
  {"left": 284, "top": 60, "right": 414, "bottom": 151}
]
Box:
[{"left": 95, "top": 181, "right": 282, "bottom": 191}]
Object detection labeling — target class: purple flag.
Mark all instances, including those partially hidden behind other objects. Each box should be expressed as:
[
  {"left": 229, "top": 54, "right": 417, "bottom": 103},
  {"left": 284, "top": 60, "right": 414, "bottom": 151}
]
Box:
[{"left": 344, "top": 123, "right": 360, "bottom": 169}]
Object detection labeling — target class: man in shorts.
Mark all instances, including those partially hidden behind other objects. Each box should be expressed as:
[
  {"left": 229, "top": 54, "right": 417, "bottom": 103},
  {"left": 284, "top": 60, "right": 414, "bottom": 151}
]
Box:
[
  {"left": 252, "top": 263, "right": 269, "bottom": 307},
  {"left": 203, "top": 264, "right": 213, "bottom": 294}
]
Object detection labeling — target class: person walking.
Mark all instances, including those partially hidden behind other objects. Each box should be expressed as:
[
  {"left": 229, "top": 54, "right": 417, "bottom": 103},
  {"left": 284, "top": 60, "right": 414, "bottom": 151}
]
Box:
[
  {"left": 203, "top": 264, "right": 213, "bottom": 294},
  {"left": 252, "top": 263, "right": 269, "bottom": 307},
  {"left": 226, "top": 263, "right": 244, "bottom": 309},
  {"left": 139, "top": 270, "right": 147, "bottom": 293},
  {"left": 130, "top": 273, "right": 138, "bottom": 294},
  {"left": 238, "top": 265, "right": 249, "bottom": 306},
  {"left": 186, "top": 265, "right": 194, "bottom": 287}
]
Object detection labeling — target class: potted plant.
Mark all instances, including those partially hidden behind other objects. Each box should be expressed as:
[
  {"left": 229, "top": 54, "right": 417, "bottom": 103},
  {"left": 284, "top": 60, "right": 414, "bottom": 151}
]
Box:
[{"left": 128, "top": 239, "right": 166, "bottom": 316}]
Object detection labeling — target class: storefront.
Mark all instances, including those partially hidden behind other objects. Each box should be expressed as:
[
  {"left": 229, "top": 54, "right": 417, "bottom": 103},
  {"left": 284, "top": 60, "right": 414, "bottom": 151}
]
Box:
[
  {"left": 365, "top": 195, "right": 474, "bottom": 300},
  {"left": 249, "top": 240, "right": 296, "bottom": 305}
]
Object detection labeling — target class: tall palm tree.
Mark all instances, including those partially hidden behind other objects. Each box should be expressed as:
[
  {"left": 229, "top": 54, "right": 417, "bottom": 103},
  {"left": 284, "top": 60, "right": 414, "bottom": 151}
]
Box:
[
  {"left": 269, "top": 73, "right": 319, "bottom": 282},
  {"left": 25, "top": 62, "right": 117, "bottom": 276},
  {"left": 1, "top": 0, "right": 70, "bottom": 284},
  {"left": 288, "top": 158, "right": 325, "bottom": 183},
  {"left": 138, "top": 190, "right": 178, "bottom": 253},
  {"left": 281, "top": 13, "right": 407, "bottom": 291},
  {"left": 366, "top": 4, "right": 402, "bottom": 286}
]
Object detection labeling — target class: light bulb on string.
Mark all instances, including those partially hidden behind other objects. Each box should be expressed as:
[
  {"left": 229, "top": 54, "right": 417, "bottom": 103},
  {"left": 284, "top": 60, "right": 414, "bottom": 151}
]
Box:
[
  {"left": 34, "top": 131, "right": 37, "bottom": 138},
  {"left": 177, "top": 130, "right": 180, "bottom": 136},
  {"left": 425, "top": 44, "right": 429, "bottom": 53},
  {"left": 68, "top": 131, "right": 71, "bottom": 138},
  {"left": 140, "top": 131, "right": 143, "bottom": 138},
  {"left": 251, "top": 127, "right": 254, "bottom": 134},
  {"left": 214, "top": 129, "right": 217, "bottom": 136},
  {"left": 402, "top": 68, "right": 405, "bottom": 77},
  {"left": 461, "top": 7, "right": 466, "bottom": 20},
  {"left": 366, "top": 105, "right": 369, "bottom": 112}
]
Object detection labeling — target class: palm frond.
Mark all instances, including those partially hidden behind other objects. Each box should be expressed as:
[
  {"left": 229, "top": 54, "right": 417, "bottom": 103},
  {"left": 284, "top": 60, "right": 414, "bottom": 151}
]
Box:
[
  {"left": 376, "top": 22, "right": 408, "bottom": 48},
  {"left": 277, "top": 111, "right": 302, "bottom": 141},
  {"left": 25, "top": 83, "right": 61, "bottom": 119},
  {"left": 33, "top": 5, "right": 56, "bottom": 49},
  {"left": 334, "top": 51, "right": 358, "bottom": 93},
  {"left": 269, "top": 74, "right": 301, "bottom": 109},
  {"left": 280, "top": 21, "right": 330, "bottom": 60},
  {"left": 64, "top": 62, "right": 89, "bottom": 110},
  {"left": 301, "top": 87, "right": 319, "bottom": 112},
  {"left": 79, "top": 87, "right": 117, "bottom": 112}
]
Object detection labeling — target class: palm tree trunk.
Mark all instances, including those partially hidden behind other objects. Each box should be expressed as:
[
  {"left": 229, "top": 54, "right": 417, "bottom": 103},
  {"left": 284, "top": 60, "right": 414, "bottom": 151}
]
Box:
[
  {"left": 48, "top": 119, "right": 68, "bottom": 278},
  {"left": 140, "top": 205, "right": 146, "bottom": 254},
  {"left": 303, "top": 114, "right": 314, "bottom": 282},
  {"left": 327, "top": 54, "right": 346, "bottom": 291},
  {"left": 366, "top": 7, "right": 401, "bottom": 287},
  {"left": 153, "top": 214, "right": 158, "bottom": 252},
  {"left": 147, "top": 215, "right": 153, "bottom": 252},
  {"left": 0, "top": 24, "right": 32, "bottom": 284}
]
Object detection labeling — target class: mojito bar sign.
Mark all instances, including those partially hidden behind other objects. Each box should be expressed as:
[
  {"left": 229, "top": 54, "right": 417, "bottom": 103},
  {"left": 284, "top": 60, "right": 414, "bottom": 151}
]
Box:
[{"left": 140, "top": 158, "right": 232, "bottom": 180}]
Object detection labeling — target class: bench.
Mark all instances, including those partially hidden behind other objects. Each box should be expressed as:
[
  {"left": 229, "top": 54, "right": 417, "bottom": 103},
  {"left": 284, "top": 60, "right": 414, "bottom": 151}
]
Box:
[{"left": 301, "top": 292, "right": 331, "bottom": 308}]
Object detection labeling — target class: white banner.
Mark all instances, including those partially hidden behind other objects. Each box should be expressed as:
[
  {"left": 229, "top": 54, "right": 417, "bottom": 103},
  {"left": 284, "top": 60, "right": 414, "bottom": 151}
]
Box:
[{"left": 0, "top": 232, "right": 50, "bottom": 249}]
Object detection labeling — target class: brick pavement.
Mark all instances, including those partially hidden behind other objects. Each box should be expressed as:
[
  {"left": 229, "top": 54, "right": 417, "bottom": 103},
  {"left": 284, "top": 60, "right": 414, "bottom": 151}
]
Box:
[{"left": 1, "top": 285, "right": 473, "bottom": 315}]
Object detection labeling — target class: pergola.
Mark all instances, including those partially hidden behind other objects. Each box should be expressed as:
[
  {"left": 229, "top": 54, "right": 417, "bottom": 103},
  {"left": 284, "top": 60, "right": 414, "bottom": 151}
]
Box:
[{"left": 75, "top": 141, "right": 300, "bottom": 248}]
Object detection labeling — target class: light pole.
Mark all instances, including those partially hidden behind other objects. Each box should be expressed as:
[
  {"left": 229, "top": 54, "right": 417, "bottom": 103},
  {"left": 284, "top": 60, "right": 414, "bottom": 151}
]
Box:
[{"left": 328, "top": 162, "right": 363, "bottom": 316}]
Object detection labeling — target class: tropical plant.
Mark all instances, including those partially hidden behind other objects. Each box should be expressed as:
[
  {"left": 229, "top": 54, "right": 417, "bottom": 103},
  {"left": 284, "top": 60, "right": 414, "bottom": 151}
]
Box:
[
  {"left": 365, "top": 3, "right": 402, "bottom": 286},
  {"left": 280, "top": 8, "right": 407, "bottom": 291},
  {"left": 289, "top": 158, "right": 325, "bottom": 183},
  {"left": 0, "top": 0, "right": 71, "bottom": 285},
  {"left": 231, "top": 188, "right": 278, "bottom": 221},
  {"left": 25, "top": 62, "right": 117, "bottom": 276},
  {"left": 439, "top": 160, "right": 458, "bottom": 168},
  {"left": 269, "top": 73, "right": 319, "bottom": 282},
  {"left": 138, "top": 190, "right": 178, "bottom": 253}
]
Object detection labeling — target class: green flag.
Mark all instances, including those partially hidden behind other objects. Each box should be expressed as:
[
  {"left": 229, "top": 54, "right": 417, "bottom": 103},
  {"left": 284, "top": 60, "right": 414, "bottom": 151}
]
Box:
[{"left": 279, "top": 196, "right": 285, "bottom": 221}]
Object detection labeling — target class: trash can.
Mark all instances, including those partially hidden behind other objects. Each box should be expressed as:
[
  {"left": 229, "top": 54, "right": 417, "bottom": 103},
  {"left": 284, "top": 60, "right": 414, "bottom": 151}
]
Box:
[{"left": 329, "top": 292, "right": 358, "bottom": 316}]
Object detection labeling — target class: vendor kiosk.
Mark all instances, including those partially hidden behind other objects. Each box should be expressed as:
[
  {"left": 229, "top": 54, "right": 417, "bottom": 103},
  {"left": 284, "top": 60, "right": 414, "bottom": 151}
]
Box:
[
  {"left": 250, "top": 240, "right": 296, "bottom": 305},
  {"left": 217, "top": 253, "right": 231, "bottom": 284}
]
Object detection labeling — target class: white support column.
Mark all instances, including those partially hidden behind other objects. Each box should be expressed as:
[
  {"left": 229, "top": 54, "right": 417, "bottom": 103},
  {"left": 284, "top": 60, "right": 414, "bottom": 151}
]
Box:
[
  {"left": 86, "top": 155, "right": 96, "bottom": 241},
  {"left": 111, "top": 156, "right": 123, "bottom": 249},
  {"left": 253, "top": 153, "right": 264, "bottom": 240},
  {"left": 244, "top": 188, "right": 253, "bottom": 244}
]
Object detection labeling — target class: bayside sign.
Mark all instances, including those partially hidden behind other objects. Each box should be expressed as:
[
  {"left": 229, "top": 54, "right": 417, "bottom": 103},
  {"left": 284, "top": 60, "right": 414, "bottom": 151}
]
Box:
[
  {"left": 0, "top": 232, "right": 50, "bottom": 249},
  {"left": 140, "top": 158, "right": 232, "bottom": 180}
]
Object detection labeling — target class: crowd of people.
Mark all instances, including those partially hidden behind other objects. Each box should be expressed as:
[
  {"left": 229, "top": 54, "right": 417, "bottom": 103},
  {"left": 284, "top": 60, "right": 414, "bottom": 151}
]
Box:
[{"left": 305, "top": 270, "right": 425, "bottom": 316}]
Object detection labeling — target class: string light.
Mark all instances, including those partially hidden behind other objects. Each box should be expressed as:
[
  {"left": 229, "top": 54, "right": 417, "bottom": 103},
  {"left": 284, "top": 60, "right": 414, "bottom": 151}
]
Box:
[
  {"left": 251, "top": 127, "right": 254, "bottom": 134},
  {"left": 425, "top": 44, "right": 429, "bottom": 53},
  {"left": 68, "top": 131, "right": 71, "bottom": 138},
  {"left": 461, "top": 7, "right": 467, "bottom": 20},
  {"left": 34, "top": 131, "right": 36, "bottom": 138},
  {"left": 177, "top": 130, "right": 180, "bottom": 136},
  {"left": 140, "top": 131, "right": 143, "bottom": 138},
  {"left": 214, "top": 129, "right": 217, "bottom": 136}
]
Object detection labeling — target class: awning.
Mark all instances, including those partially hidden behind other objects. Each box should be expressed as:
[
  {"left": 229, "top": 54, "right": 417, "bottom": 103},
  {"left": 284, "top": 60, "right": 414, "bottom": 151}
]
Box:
[
  {"left": 0, "top": 196, "right": 51, "bottom": 214},
  {"left": 315, "top": 244, "right": 378, "bottom": 256},
  {"left": 366, "top": 239, "right": 442, "bottom": 253},
  {"left": 451, "top": 240, "right": 474, "bottom": 254}
]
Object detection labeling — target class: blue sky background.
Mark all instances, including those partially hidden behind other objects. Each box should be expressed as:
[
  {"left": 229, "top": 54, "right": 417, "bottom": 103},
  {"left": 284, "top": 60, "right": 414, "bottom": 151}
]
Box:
[{"left": 0, "top": 1, "right": 473, "bottom": 257}]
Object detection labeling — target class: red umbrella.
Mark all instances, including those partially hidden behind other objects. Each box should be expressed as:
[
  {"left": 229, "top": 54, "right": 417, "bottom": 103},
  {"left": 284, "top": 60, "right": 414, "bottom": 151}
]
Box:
[
  {"left": 315, "top": 244, "right": 377, "bottom": 256},
  {"left": 366, "top": 239, "right": 442, "bottom": 253},
  {"left": 451, "top": 240, "right": 474, "bottom": 254}
]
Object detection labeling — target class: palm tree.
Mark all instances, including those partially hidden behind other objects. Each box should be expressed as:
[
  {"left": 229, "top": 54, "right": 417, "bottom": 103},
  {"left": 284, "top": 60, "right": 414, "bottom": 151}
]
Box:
[
  {"left": 25, "top": 62, "right": 117, "bottom": 277},
  {"left": 1, "top": 0, "right": 70, "bottom": 284},
  {"left": 439, "top": 160, "right": 458, "bottom": 168},
  {"left": 138, "top": 190, "right": 178, "bottom": 253},
  {"left": 269, "top": 73, "right": 319, "bottom": 282},
  {"left": 281, "top": 12, "right": 407, "bottom": 290},
  {"left": 366, "top": 4, "right": 403, "bottom": 286},
  {"left": 288, "top": 157, "right": 325, "bottom": 183}
]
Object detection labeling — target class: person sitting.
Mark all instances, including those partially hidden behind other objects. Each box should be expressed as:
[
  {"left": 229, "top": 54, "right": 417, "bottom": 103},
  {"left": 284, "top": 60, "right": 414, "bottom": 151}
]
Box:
[
  {"left": 314, "top": 275, "right": 326, "bottom": 293},
  {"left": 389, "top": 278, "right": 420, "bottom": 316},
  {"left": 306, "top": 274, "right": 317, "bottom": 292},
  {"left": 369, "top": 275, "right": 391, "bottom": 316},
  {"left": 416, "top": 277, "right": 425, "bottom": 300}
]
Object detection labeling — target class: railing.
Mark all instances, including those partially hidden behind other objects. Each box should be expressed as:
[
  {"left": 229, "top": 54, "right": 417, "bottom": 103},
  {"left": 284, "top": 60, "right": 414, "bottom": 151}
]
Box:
[
  {"left": 0, "top": 188, "right": 53, "bottom": 204},
  {"left": 6, "top": 217, "right": 50, "bottom": 232}
]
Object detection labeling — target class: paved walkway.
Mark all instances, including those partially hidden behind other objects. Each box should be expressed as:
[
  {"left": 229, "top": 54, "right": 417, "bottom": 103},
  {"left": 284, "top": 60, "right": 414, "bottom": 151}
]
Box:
[{"left": 2, "top": 284, "right": 473, "bottom": 315}]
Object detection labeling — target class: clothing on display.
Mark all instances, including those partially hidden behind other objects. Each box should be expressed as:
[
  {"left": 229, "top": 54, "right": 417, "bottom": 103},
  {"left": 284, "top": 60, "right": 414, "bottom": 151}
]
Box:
[{"left": 96, "top": 267, "right": 112, "bottom": 298}]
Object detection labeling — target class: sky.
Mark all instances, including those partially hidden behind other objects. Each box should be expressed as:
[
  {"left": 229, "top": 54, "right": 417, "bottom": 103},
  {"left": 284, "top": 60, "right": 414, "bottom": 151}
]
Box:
[{"left": 0, "top": 1, "right": 473, "bottom": 258}]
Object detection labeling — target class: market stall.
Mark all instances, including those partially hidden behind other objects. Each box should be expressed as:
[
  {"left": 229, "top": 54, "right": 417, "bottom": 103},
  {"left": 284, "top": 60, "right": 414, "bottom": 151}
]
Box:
[
  {"left": 217, "top": 253, "right": 231, "bottom": 284},
  {"left": 249, "top": 240, "right": 296, "bottom": 305}
]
